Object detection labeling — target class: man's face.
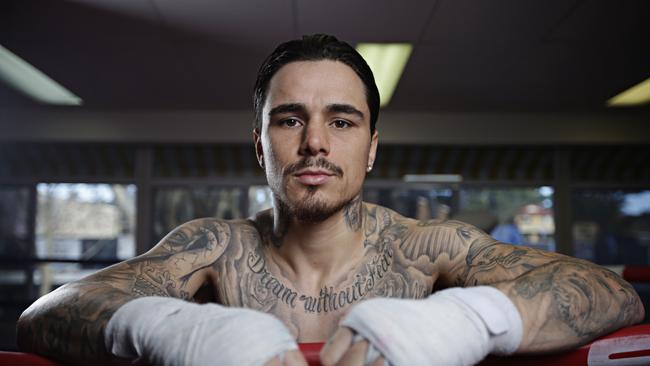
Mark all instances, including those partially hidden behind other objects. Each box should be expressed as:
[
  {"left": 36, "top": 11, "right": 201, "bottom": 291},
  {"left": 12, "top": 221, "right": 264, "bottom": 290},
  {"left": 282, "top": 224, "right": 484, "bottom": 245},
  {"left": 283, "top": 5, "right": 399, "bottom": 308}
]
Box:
[{"left": 255, "top": 60, "right": 378, "bottom": 222}]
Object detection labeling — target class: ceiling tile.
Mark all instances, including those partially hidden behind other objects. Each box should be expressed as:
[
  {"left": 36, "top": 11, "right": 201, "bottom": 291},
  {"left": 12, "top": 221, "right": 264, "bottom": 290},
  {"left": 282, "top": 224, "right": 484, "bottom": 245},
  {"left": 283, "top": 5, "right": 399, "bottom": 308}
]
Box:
[
  {"left": 153, "top": 0, "right": 295, "bottom": 45},
  {"left": 166, "top": 41, "right": 273, "bottom": 109},
  {"left": 547, "top": 0, "right": 650, "bottom": 43},
  {"left": 421, "top": 0, "right": 576, "bottom": 44},
  {"left": 297, "top": 0, "right": 437, "bottom": 43},
  {"left": 391, "top": 40, "right": 650, "bottom": 110},
  {"left": 2, "top": 0, "right": 648, "bottom": 112},
  {"left": 68, "top": 0, "right": 162, "bottom": 27},
  {"left": 4, "top": 0, "right": 165, "bottom": 44}
]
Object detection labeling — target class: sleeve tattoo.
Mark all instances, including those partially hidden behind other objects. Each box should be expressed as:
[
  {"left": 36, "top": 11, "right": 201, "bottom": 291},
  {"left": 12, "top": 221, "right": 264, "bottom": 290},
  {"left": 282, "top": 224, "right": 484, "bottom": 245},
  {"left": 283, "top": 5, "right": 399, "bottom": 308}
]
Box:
[
  {"left": 425, "top": 221, "right": 645, "bottom": 350},
  {"left": 17, "top": 219, "right": 231, "bottom": 364},
  {"left": 505, "top": 260, "right": 643, "bottom": 346}
]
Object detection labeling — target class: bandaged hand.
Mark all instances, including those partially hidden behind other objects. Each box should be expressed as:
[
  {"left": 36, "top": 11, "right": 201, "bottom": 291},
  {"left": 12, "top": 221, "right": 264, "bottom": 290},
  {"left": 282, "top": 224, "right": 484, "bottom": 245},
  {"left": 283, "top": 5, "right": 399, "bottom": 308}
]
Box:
[
  {"left": 321, "top": 286, "right": 523, "bottom": 366},
  {"left": 105, "top": 297, "right": 305, "bottom": 366}
]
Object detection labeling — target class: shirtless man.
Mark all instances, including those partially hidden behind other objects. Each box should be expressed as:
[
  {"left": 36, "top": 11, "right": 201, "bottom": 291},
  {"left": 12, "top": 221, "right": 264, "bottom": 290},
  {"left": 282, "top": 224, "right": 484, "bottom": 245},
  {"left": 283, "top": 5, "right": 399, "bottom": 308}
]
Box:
[{"left": 17, "top": 34, "right": 644, "bottom": 366}]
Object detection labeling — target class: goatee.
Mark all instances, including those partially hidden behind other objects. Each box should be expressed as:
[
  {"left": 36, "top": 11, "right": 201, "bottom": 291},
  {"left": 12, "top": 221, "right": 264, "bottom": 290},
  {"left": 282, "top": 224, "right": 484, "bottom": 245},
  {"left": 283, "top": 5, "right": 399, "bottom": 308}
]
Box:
[{"left": 275, "top": 188, "right": 354, "bottom": 223}]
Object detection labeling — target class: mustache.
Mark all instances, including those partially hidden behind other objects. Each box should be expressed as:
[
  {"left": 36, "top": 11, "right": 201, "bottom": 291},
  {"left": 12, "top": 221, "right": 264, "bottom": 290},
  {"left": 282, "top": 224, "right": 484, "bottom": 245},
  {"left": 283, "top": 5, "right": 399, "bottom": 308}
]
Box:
[{"left": 284, "top": 157, "right": 344, "bottom": 177}]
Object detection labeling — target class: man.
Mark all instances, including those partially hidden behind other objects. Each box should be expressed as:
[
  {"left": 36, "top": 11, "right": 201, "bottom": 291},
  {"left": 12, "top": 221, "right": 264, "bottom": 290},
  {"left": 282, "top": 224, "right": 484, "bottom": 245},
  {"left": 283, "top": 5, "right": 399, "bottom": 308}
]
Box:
[{"left": 17, "top": 34, "right": 644, "bottom": 366}]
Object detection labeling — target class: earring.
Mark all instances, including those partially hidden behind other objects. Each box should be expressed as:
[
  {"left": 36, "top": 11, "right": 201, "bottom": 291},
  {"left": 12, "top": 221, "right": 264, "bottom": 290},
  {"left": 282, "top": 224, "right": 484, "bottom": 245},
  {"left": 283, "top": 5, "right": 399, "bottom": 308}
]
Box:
[{"left": 366, "top": 164, "right": 373, "bottom": 172}]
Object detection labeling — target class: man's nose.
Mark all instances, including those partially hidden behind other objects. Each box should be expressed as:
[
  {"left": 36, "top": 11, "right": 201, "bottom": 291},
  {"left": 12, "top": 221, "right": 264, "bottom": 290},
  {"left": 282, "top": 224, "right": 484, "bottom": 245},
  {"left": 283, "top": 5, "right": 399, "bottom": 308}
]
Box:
[{"left": 299, "top": 122, "right": 330, "bottom": 156}]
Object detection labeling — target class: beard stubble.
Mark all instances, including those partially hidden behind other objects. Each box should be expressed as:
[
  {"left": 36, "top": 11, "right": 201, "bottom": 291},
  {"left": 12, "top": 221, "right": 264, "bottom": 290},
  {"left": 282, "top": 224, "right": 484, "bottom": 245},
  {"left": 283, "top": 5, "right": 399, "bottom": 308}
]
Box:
[{"left": 274, "top": 157, "right": 356, "bottom": 223}]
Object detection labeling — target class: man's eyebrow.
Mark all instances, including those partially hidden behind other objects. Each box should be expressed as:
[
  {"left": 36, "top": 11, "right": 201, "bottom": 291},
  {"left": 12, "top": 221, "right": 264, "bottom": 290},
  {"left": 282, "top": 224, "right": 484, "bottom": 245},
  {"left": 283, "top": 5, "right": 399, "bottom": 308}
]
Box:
[
  {"left": 326, "top": 104, "right": 364, "bottom": 119},
  {"left": 268, "top": 103, "right": 307, "bottom": 117}
]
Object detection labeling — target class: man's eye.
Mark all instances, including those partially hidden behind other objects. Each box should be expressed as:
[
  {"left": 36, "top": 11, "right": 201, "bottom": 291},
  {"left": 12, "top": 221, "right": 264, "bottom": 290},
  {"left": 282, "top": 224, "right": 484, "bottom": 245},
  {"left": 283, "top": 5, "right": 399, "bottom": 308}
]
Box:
[
  {"left": 332, "top": 120, "right": 351, "bottom": 129},
  {"left": 280, "top": 118, "right": 301, "bottom": 127}
]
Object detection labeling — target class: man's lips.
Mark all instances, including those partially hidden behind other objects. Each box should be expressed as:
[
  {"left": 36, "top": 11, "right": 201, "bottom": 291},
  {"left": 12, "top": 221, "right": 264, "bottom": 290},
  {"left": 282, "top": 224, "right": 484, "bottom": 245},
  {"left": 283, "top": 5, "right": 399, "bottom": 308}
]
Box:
[{"left": 294, "top": 170, "right": 334, "bottom": 185}]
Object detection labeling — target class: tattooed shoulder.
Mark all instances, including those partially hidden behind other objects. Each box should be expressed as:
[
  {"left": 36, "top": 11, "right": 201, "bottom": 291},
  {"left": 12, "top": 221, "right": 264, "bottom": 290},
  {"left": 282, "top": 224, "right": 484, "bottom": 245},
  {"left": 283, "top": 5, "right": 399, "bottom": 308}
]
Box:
[
  {"left": 124, "top": 217, "right": 234, "bottom": 300},
  {"left": 398, "top": 217, "right": 484, "bottom": 264}
]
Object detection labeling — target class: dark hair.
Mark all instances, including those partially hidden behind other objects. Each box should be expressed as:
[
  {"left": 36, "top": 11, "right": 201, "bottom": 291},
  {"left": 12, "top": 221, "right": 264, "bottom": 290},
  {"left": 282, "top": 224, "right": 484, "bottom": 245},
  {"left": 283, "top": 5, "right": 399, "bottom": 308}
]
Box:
[{"left": 253, "top": 34, "right": 379, "bottom": 133}]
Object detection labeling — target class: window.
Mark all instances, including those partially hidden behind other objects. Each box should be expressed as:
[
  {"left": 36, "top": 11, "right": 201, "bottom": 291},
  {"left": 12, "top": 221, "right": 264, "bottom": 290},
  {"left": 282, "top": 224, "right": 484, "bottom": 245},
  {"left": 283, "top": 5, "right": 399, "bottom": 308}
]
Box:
[
  {"left": 378, "top": 186, "right": 456, "bottom": 221},
  {"left": 572, "top": 190, "right": 650, "bottom": 265},
  {"left": 35, "top": 183, "right": 136, "bottom": 289},
  {"left": 248, "top": 185, "right": 274, "bottom": 214},
  {"left": 0, "top": 186, "right": 32, "bottom": 299},
  {"left": 0, "top": 186, "right": 31, "bottom": 258},
  {"left": 458, "top": 187, "right": 555, "bottom": 251},
  {"left": 153, "top": 187, "right": 244, "bottom": 242}
]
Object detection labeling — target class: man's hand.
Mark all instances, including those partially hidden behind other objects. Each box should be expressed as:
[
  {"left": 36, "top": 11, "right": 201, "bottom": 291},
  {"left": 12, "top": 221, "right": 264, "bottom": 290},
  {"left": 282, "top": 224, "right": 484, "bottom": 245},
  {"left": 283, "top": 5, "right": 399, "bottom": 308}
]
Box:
[
  {"left": 319, "top": 287, "right": 521, "bottom": 366},
  {"left": 105, "top": 297, "right": 304, "bottom": 366},
  {"left": 320, "top": 327, "right": 385, "bottom": 366}
]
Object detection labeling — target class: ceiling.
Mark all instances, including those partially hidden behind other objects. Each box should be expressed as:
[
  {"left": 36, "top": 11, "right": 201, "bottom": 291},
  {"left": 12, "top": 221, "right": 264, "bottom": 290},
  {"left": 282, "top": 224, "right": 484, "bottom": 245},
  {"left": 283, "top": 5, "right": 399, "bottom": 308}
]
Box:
[{"left": 1, "top": 0, "right": 649, "bottom": 113}]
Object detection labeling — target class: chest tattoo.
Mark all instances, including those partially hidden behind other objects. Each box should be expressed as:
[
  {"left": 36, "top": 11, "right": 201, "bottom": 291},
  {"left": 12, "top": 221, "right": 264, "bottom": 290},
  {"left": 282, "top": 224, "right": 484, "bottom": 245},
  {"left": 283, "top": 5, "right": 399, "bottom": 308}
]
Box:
[
  {"left": 247, "top": 251, "right": 299, "bottom": 308},
  {"left": 243, "top": 241, "right": 398, "bottom": 314},
  {"left": 299, "top": 245, "right": 394, "bottom": 314},
  {"left": 216, "top": 207, "right": 438, "bottom": 321}
]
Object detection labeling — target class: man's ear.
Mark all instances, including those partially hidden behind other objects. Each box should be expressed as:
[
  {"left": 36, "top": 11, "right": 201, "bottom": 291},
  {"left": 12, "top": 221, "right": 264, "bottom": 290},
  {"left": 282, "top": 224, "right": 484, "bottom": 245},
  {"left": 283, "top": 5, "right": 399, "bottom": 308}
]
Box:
[
  {"left": 368, "top": 129, "right": 379, "bottom": 169},
  {"left": 253, "top": 128, "right": 264, "bottom": 169}
]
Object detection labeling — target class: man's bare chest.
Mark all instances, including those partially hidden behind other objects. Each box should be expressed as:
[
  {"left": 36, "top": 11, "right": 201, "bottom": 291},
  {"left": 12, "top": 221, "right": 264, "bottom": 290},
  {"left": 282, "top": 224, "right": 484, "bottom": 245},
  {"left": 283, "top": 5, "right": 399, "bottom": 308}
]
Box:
[{"left": 209, "top": 234, "right": 435, "bottom": 341}]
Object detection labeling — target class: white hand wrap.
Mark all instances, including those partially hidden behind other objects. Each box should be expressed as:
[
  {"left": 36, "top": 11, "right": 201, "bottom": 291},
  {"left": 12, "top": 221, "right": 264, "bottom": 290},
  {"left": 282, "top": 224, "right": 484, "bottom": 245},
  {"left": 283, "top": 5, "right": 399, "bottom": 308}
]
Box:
[
  {"left": 341, "top": 286, "right": 523, "bottom": 366},
  {"left": 105, "top": 297, "right": 298, "bottom": 366}
]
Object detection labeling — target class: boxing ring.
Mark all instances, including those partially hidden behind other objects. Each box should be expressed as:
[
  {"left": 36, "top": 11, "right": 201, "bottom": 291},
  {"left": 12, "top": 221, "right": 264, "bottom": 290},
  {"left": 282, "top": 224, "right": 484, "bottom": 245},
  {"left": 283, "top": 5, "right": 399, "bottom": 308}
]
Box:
[
  {"left": 4, "top": 266, "right": 650, "bottom": 366},
  {"left": 3, "top": 324, "right": 649, "bottom": 366},
  {"left": 299, "top": 325, "right": 650, "bottom": 366}
]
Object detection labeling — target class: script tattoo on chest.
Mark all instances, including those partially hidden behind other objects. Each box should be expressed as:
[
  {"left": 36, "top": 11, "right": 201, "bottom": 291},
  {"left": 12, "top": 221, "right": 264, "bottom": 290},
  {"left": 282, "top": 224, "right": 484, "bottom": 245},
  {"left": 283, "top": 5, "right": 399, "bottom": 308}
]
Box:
[
  {"left": 244, "top": 243, "right": 395, "bottom": 314},
  {"left": 301, "top": 243, "right": 395, "bottom": 313},
  {"left": 246, "top": 251, "right": 299, "bottom": 308}
]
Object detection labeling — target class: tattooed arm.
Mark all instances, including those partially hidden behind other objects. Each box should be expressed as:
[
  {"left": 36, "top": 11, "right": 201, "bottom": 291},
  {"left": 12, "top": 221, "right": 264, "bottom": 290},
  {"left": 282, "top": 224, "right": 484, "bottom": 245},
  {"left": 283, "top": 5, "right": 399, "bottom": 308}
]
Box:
[
  {"left": 16, "top": 218, "right": 231, "bottom": 365},
  {"left": 423, "top": 221, "right": 645, "bottom": 353}
]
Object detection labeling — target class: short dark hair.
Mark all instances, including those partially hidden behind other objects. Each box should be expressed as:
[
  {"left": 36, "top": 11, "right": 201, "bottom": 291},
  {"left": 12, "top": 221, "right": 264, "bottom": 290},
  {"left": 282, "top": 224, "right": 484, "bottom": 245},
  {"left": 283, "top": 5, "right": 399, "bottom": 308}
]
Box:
[{"left": 253, "top": 34, "right": 379, "bottom": 134}]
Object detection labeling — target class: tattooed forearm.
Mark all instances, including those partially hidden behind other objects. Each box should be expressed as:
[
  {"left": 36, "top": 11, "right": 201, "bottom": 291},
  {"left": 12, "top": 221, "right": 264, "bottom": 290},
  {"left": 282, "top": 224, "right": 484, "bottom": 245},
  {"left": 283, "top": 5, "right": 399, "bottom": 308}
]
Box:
[
  {"left": 16, "top": 276, "right": 134, "bottom": 364},
  {"left": 17, "top": 218, "right": 230, "bottom": 364},
  {"left": 435, "top": 222, "right": 644, "bottom": 352},
  {"left": 495, "top": 260, "right": 644, "bottom": 352}
]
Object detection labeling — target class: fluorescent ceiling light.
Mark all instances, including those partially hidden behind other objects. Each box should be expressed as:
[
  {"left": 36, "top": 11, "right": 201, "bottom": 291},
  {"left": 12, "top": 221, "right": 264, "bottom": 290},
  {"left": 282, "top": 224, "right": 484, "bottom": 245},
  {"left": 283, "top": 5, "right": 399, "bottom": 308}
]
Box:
[
  {"left": 356, "top": 43, "right": 412, "bottom": 108},
  {"left": 0, "top": 44, "right": 82, "bottom": 105},
  {"left": 607, "top": 77, "right": 650, "bottom": 107}
]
